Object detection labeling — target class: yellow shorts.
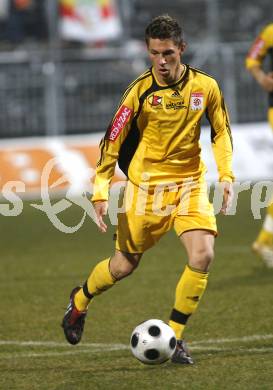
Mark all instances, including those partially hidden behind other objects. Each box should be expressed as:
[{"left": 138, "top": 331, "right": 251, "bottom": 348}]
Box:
[{"left": 116, "top": 179, "right": 217, "bottom": 253}]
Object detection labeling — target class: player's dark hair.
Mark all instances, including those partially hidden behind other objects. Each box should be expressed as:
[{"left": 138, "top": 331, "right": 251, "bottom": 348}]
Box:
[{"left": 145, "top": 15, "right": 184, "bottom": 47}]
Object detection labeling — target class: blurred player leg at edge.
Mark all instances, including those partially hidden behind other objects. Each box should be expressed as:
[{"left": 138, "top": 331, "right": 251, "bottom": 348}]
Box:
[
  {"left": 246, "top": 24, "right": 273, "bottom": 268},
  {"left": 252, "top": 108, "right": 273, "bottom": 268}
]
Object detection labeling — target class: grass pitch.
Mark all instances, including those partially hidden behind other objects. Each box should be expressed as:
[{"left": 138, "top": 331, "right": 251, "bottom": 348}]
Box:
[{"left": 0, "top": 189, "right": 273, "bottom": 390}]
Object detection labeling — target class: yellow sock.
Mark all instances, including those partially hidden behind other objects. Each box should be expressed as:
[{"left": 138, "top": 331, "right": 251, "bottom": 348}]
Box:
[
  {"left": 169, "top": 265, "right": 208, "bottom": 340},
  {"left": 74, "top": 258, "right": 116, "bottom": 311}
]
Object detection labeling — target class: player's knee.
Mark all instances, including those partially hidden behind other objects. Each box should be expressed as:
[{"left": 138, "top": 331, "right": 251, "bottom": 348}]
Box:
[
  {"left": 112, "top": 261, "right": 139, "bottom": 280},
  {"left": 110, "top": 252, "right": 141, "bottom": 280},
  {"left": 190, "top": 247, "right": 214, "bottom": 271}
]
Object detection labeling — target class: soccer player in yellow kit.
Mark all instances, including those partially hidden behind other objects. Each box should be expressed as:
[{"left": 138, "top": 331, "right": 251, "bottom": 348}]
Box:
[
  {"left": 62, "top": 15, "right": 234, "bottom": 364},
  {"left": 246, "top": 23, "right": 273, "bottom": 267}
]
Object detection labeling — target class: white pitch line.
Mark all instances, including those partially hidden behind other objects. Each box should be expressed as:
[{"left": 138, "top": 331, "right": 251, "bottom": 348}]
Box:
[
  {"left": 0, "top": 346, "right": 129, "bottom": 360},
  {"left": 190, "top": 334, "right": 273, "bottom": 345},
  {"left": 0, "top": 341, "right": 126, "bottom": 348},
  {"left": 1, "top": 346, "right": 273, "bottom": 360},
  {"left": 1, "top": 333, "right": 273, "bottom": 348},
  {"left": 190, "top": 346, "right": 273, "bottom": 352},
  {"left": 1, "top": 334, "right": 273, "bottom": 361}
]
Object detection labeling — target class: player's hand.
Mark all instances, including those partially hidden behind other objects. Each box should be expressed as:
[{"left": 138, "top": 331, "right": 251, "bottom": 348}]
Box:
[
  {"left": 93, "top": 200, "right": 108, "bottom": 233},
  {"left": 220, "top": 181, "right": 233, "bottom": 215}
]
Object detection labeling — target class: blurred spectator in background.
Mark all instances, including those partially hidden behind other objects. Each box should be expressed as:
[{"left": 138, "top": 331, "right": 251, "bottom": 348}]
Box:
[
  {"left": 246, "top": 23, "right": 273, "bottom": 268},
  {"left": 0, "top": 0, "right": 9, "bottom": 41},
  {"left": 1, "top": 0, "right": 47, "bottom": 46},
  {"left": 6, "top": 0, "right": 33, "bottom": 44}
]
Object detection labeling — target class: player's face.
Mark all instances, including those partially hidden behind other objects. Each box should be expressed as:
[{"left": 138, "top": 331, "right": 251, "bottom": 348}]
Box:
[{"left": 147, "top": 38, "right": 184, "bottom": 85}]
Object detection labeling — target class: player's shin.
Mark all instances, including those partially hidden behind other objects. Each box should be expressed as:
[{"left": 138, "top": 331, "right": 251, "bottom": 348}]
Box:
[
  {"left": 169, "top": 265, "right": 208, "bottom": 339},
  {"left": 74, "top": 258, "right": 117, "bottom": 311}
]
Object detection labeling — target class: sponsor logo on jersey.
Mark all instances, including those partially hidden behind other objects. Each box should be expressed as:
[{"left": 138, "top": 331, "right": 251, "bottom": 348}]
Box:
[
  {"left": 166, "top": 101, "right": 187, "bottom": 110},
  {"left": 190, "top": 92, "right": 203, "bottom": 110},
  {"left": 148, "top": 94, "right": 163, "bottom": 107},
  {"left": 108, "top": 105, "right": 133, "bottom": 141}
]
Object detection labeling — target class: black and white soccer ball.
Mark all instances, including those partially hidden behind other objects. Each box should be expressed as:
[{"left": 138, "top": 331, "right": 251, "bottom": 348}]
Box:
[{"left": 130, "top": 319, "right": 177, "bottom": 365}]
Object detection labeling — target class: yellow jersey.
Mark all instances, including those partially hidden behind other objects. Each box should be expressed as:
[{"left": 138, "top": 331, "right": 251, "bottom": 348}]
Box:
[{"left": 92, "top": 64, "right": 234, "bottom": 202}]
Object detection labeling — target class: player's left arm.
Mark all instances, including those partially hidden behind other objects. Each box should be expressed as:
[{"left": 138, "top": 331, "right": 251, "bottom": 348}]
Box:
[
  {"left": 206, "top": 80, "right": 235, "bottom": 214},
  {"left": 220, "top": 181, "right": 234, "bottom": 215}
]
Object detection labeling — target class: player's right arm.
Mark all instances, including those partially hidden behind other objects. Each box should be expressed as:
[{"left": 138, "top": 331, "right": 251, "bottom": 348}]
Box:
[
  {"left": 91, "top": 80, "right": 142, "bottom": 232},
  {"left": 245, "top": 24, "right": 273, "bottom": 92}
]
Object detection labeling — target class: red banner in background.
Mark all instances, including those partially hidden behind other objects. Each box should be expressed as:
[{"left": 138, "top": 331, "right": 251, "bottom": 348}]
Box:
[{"left": 59, "top": 0, "right": 122, "bottom": 43}]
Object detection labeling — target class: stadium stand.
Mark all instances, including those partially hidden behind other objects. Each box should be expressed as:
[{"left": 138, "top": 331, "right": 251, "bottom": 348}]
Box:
[{"left": 0, "top": 0, "right": 272, "bottom": 137}]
